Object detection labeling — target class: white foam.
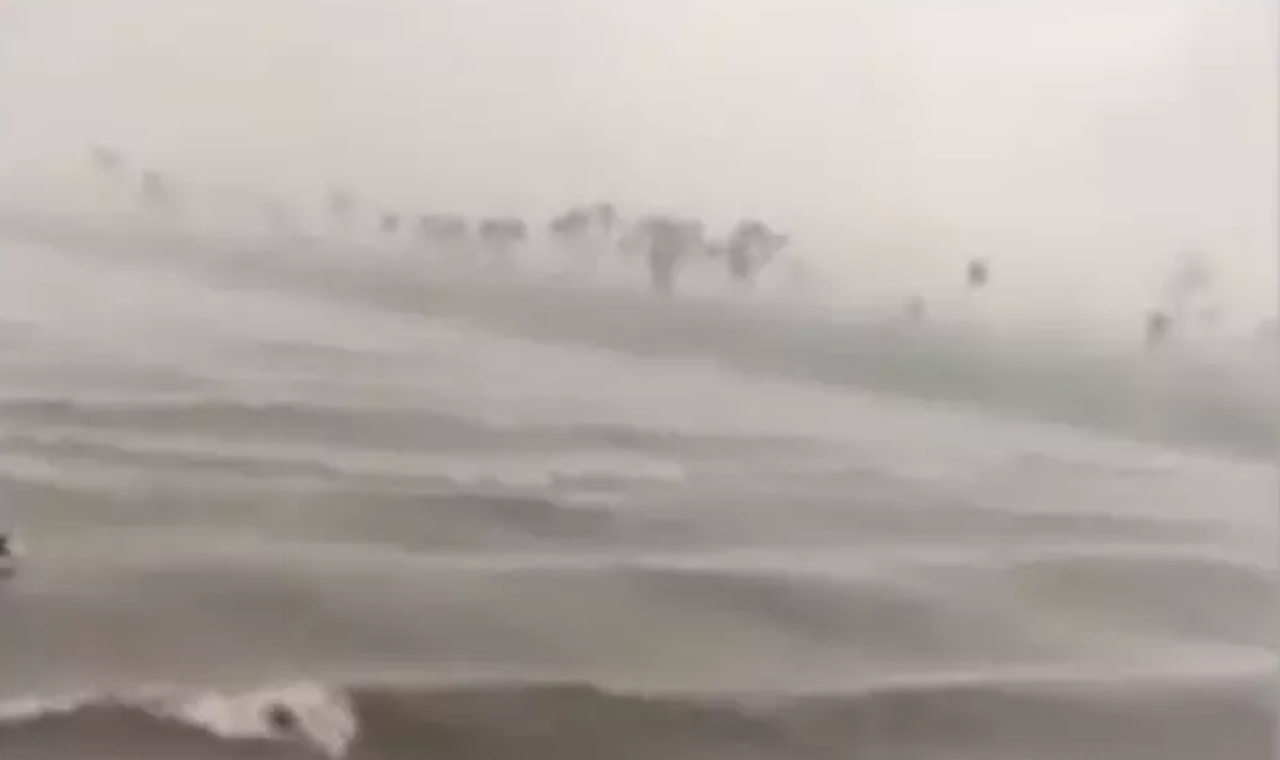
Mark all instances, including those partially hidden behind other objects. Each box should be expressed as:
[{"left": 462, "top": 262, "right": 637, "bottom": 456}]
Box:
[
  {"left": 0, "top": 681, "right": 358, "bottom": 758},
  {"left": 163, "top": 681, "right": 357, "bottom": 758}
]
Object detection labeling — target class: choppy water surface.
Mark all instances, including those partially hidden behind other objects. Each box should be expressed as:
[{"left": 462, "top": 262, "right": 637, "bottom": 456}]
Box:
[{"left": 0, "top": 230, "right": 1273, "bottom": 760}]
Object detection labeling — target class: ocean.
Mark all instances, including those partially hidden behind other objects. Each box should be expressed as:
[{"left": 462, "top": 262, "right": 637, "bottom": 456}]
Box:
[{"left": 0, "top": 220, "right": 1273, "bottom": 760}]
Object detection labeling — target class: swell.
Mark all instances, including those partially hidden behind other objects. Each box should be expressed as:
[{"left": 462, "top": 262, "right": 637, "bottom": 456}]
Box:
[
  {"left": 0, "top": 670, "right": 1268, "bottom": 760},
  {"left": 3, "top": 543, "right": 1268, "bottom": 696},
  {"left": 0, "top": 395, "right": 805, "bottom": 456}
]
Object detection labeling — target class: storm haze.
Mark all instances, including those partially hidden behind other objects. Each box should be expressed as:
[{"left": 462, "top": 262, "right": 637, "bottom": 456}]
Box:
[
  {"left": 0, "top": 8, "right": 1275, "bottom": 758},
  {"left": 0, "top": 0, "right": 1273, "bottom": 327}
]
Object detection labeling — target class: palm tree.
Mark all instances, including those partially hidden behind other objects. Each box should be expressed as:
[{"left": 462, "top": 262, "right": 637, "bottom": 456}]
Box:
[
  {"left": 965, "top": 258, "right": 990, "bottom": 290},
  {"left": 88, "top": 144, "right": 123, "bottom": 176}
]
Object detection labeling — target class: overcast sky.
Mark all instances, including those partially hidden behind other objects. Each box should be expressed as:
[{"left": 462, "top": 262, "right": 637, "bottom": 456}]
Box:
[{"left": 0, "top": 0, "right": 1274, "bottom": 324}]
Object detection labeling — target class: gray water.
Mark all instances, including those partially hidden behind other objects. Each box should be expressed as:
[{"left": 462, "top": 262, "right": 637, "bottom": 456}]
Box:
[{"left": 0, "top": 224, "right": 1273, "bottom": 760}]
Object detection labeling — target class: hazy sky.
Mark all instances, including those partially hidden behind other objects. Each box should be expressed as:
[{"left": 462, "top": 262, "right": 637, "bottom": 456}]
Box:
[{"left": 0, "top": 0, "right": 1274, "bottom": 324}]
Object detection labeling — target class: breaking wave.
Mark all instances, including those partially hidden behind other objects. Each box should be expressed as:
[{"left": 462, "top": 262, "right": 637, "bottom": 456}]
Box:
[{"left": 1, "top": 666, "right": 1269, "bottom": 760}]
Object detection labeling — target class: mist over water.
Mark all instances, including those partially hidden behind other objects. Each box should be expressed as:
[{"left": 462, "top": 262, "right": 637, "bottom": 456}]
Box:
[
  {"left": 0, "top": 2, "right": 1274, "bottom": 760},
  {"left": 0, "top": 0, "right": 1275, "bottom": 326}
]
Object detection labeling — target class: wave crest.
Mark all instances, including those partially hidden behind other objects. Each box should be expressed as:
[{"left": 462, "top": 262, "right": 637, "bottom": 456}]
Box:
[
  {"left": 0, "top": 668, "right": 1266, "bottom": 760},
  {"left": 0, "top": 682, "right": 354, "bottom": 759}
]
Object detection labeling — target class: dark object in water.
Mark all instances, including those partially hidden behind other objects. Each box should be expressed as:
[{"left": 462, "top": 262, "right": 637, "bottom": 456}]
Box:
[
  {"left": 0, "top": 532, "right": 16, "bottom": 577},
  {"left": 264, "top": 703, "right": 299, "bottom": 734}
]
